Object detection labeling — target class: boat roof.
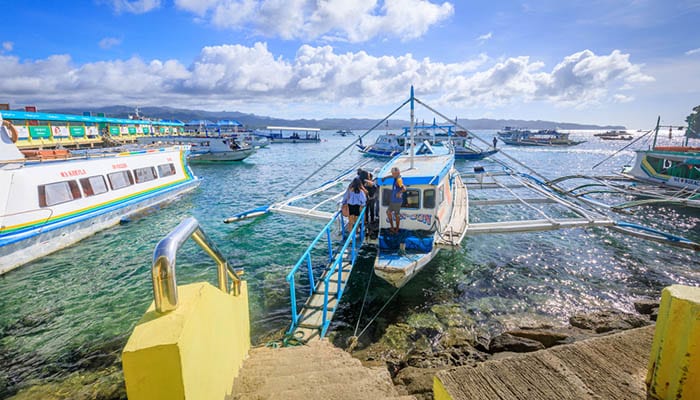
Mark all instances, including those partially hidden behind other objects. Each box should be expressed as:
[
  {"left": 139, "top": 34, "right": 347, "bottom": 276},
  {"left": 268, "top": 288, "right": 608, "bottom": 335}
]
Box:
[
  {"left": 0, "top": 110, "right": 184, "bottom": 126},
  {"left": 266, "top": 126, "right": 320, "bottom": 132},
  {"left": 376, "top": 142, "right": 453, "bottom": 186}
]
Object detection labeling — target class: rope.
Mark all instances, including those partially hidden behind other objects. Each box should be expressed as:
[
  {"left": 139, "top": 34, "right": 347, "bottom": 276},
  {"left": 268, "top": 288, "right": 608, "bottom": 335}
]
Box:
[
  {"left": 353, "top": 262, "right": 375, "bottom": 337},
  {"left": 592, "top": 127, "right": 655, "bottom": 169},
  {"left": 283, "top": 98, "right": 410, "bottom": 198},
  {"left": 350, "top": 287, "right": 401, "bottom": 340},
  {"left": 265, "top": 331, "right": 305, "bottom": 348}
]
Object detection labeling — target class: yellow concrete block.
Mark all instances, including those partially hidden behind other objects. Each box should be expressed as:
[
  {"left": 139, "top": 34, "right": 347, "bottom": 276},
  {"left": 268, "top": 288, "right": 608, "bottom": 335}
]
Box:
[
  {"left": 646, "top": 285, "right": 700, "bottom": 399},
  {"left": 122, "top": 281, "right": 250, "bottom": 400},
  {"left": 433, "top": 375, "right": 453, "bottom": 400}
]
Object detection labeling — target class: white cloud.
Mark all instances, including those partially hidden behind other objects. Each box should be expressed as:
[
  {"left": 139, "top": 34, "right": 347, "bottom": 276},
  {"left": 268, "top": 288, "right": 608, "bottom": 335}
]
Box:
[
  {"left": 0, "top": 46, "right": 653, "bottom": 114},
  {"left": 99, "top": 37, "right": 122, "bottom": 49},
  {"left": 686, "top": 48, "right": 700, "bottom": 55},
  {"left": 2, "top": 42, "right": 13, "bottom": 52},
  {"left": 174, "top": 0, "right": 454, "bottom": 42},
  {"left": 477, "top": 32, "right": 492, "bottom": 41},
  {"left": 107, "top": 0, "right": 161, "bottom": 14}
]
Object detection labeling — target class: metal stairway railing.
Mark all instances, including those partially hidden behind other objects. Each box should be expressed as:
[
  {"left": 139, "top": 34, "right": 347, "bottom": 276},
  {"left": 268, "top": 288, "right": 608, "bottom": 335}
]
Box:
[{"left": 286, "top": 207, "right": 366, "bottom": 339}]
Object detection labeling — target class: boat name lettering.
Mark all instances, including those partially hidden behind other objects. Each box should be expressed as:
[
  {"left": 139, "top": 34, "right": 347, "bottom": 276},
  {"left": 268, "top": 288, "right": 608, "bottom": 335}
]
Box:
[
  {"left": 112, "top": 163, "right": 128, "bottom": 169},
  {"left": 59, "top": 169, "right": 87, "bottom": 177}
]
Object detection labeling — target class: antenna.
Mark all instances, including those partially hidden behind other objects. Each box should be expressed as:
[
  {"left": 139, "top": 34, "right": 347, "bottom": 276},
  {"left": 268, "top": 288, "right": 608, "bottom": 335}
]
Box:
[{"left": 410, "top": 86, "right": 415, "bottom": 169}]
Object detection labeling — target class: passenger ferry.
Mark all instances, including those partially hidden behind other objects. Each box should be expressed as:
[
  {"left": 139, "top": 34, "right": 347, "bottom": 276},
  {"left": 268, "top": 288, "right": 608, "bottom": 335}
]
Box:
[
  {"left": 0, "top": 115, "right": 200, "bottom": 274},
  {"left": 374, "top": 140, "right": 468, "bottom": 287},
  {"left": 623, "top": 117, "right": 700, "bottom": 191},
  {"left": 499, "top": 128, "right": 584, "bottom": 146},
  {"left": 358, "top": 130, "right": 497, "bottom": 160}
]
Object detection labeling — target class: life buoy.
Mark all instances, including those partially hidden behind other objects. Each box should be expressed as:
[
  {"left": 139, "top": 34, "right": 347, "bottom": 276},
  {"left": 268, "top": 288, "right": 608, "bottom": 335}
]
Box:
[{"left": 3, "top": 120, "right": 18, "bottom": 143}]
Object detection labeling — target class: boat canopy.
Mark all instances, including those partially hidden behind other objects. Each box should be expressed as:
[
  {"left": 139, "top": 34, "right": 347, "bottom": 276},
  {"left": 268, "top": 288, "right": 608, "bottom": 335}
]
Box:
[
  {"left": 217, "top": 120, "right": 243, "bottom": 127},
  {"left": 0, "top": 110, "right": 184, "bottom": 126},
  {"left": 266, "top": 126, "right": 321, "bottom": 132},
  {"left": 376, "top": 142, "right": 453, "bottom": 186}
]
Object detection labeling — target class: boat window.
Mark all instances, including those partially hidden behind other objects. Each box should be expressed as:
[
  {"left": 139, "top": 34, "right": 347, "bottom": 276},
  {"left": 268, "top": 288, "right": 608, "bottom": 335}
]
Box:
[
  {"left": 79, "top": 176, "right": 108, "bottom": 197},
  {"left": 38, "top": 180, "right": 82, "bottom": 207},
  {"left": 402, "top": 189, "right": 420, "bottom": 209},
  {"left": 133, "top": 166, "right": 158, "bottom": 183},
  {"left": 158, "top": 163, "right": 177, "bottom": 177},
  {"left": 108, "top": 170, "right": 134, "bottom": 190},
  {"left": 424, "top": 189, "right": 436, "bottom": 208},
  {"left": 381, "top": 188, "right": 392, "bottom": 206}
]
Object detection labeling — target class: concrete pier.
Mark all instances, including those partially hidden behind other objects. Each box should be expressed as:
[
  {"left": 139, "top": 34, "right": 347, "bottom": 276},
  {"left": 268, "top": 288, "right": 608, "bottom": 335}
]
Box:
[{"left": 434, "top": 325, "right": 655, "bottom": 400}]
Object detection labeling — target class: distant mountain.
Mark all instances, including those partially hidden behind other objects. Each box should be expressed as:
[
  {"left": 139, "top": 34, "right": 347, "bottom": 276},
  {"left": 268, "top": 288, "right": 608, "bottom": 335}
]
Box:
[{"left": 44, "top": 105, "right": 625, "bottom": 130}]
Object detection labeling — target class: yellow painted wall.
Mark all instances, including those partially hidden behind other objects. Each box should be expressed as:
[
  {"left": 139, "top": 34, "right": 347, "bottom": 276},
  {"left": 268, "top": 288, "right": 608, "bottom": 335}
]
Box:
[
  {"left": 646, "top": 284, "right": 700, "bottom": 399},
  {"left": 122, "top": 281, "right": 250, "bottom": 400}
]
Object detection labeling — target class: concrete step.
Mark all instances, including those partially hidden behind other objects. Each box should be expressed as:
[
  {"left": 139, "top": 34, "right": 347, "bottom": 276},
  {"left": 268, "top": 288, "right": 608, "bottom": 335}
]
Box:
[
  {"left": 232, "top": 371, "right": 399, "bottom": 400},
  {"left": 234, "top": 365, "right": 385, "bottom": 394},
  {"left": 237, "top": 356, "right": 363, "bottom": 378},
  {"left": 243, "top": 349, "right": 356, "bottom": 367}
]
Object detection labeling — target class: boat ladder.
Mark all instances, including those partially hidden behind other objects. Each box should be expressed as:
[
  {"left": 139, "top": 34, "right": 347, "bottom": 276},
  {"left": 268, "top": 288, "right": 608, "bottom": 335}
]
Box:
[{"left": 286, "top": 208, "right": 366, "bottom": 343}]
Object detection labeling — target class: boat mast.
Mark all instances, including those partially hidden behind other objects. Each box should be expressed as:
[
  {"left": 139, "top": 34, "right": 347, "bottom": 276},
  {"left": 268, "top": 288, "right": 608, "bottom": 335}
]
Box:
[
  {"left": 651, "top": 116, "right": 660, "bottom": 149},
  {"left": 410, "top": 85, "right": 415, "bottom": 169}
]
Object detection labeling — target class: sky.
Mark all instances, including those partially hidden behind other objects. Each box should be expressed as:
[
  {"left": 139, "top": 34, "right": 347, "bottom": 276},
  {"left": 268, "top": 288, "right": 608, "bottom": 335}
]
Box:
[{"left": 1, "top": 0, "right": 699, "bottom": 128}]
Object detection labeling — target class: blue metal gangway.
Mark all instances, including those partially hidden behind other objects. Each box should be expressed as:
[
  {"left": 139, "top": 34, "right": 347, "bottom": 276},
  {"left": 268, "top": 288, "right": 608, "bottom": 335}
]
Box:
[{"left": 286, "top": 208, "right": 366, "bottom": 342}]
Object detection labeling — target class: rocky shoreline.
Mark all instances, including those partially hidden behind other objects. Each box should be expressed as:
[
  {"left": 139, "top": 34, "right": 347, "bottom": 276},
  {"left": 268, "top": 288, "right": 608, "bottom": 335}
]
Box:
[
  {"left": 4, "top": 298, "right": 659, "bottom": 399},
  {"left": 340, "top": 298, "right": 660, "bottom": 400}
]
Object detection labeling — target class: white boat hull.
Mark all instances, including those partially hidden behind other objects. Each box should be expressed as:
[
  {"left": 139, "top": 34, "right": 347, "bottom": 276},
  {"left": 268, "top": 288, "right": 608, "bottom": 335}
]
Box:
[
  {"left": 624, "top": 149, "right": 700, "bottom": 190},
  {"left": 0, "top": 180, "right": 198, "bottom": 274}
]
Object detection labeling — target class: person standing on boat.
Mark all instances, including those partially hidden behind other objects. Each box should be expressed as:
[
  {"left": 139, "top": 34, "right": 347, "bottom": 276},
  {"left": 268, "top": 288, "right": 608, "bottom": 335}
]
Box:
[
  {"left": 343, "top": 177, "right": 367, "bottom": 233},
  {"left": 387, "top": 167, "right": 406, "bottom": 234},
  {"left": 364, "top": 172, "right": 378, "bottom": 224},
  {"left": 492, "top": 136, "right": 498, "bottom": 148}
]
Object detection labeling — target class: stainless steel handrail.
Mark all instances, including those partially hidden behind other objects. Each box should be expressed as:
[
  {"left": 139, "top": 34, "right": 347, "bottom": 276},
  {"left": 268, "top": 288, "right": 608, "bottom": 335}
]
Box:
[{"left": 151, "top": 217, "right": 242, "bottom": 313}]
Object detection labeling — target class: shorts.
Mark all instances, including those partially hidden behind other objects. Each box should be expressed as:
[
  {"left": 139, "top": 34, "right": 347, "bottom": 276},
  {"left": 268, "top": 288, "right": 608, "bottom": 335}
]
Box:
[
  {"left": 388, "top": 202, "right": 402, "bottom": 213},
  {"left": 348, "top": 204, "right": 361, "bottom": 216}
]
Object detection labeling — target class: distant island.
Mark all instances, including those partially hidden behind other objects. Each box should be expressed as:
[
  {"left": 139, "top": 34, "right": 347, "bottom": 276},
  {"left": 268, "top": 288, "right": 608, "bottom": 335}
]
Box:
[{"left": 43, "top": 105, "right": 626, "bottom": 131}]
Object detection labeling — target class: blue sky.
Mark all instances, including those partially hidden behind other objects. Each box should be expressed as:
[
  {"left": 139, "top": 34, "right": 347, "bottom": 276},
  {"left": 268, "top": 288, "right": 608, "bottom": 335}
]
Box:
[{"left": 1, "top": 0, "right": 699, "bottom": 128}]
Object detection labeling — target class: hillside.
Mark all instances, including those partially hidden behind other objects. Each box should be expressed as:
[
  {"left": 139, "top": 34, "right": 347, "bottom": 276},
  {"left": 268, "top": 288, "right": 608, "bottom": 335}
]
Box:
[{"left": 43, "top": 105, "right": 625, "bottom": 130}]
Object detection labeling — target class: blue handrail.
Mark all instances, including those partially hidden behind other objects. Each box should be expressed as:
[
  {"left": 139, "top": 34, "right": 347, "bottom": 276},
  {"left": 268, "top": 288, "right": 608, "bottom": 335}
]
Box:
[{"left": 286, "top": 207, "right": 366, "bottom": 336}]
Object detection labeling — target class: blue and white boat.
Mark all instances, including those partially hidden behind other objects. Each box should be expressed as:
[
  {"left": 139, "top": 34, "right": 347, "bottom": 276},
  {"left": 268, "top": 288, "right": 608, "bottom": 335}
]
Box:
[
  {"left": 0, "top": 113, "right": 200, "bottom": 274},
  {"left": 357, "top": 134, "right": 405, "bottom": 157},
  {"left": 373, "top": 139, "right": 468, "bottom": 287}
]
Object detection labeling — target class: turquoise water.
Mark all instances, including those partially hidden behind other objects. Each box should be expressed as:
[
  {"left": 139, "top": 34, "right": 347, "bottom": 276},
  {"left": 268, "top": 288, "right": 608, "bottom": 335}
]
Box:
[{"left": 1, "top": 131, "right": 698, "bottom": 396}]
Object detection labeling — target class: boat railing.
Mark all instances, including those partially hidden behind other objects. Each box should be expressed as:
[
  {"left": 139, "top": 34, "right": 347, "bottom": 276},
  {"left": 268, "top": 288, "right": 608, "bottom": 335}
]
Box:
[
  {"left": 151, "top": 217, "right": 242, "bottom": 313},
  {"left": 286, "top": 207, "right": 365, "bottom": 336}
]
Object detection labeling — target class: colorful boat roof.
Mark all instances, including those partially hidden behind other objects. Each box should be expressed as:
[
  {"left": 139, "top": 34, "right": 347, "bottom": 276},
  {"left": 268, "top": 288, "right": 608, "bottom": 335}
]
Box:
[
  {"left": 376, "top": 142, "right": 453, "bottom": 186},
  {"left": 0, "top": 110, "right": 184, "bottom": 126}
]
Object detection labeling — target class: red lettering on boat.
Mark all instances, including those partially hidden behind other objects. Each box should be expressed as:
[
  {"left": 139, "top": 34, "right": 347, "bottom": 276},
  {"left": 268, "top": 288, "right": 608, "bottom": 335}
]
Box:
[{"left": 112, "top": 163, "right": 128, "bottom": 169}]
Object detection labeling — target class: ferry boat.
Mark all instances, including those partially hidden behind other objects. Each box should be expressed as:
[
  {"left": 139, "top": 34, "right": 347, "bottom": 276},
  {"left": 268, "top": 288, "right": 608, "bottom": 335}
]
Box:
[
  {"left": 0, "top": 115, "right": 200, "bottom": 274},
  {"left": 623, "top": 118, "right": 700, "bottom": 191},
  {"left": 499, "top": 129, "right": 584, "bottom": 146},
  {"left": 255, "top": 126, "right": 321, "bottom": 143},
  {"left": 374, "top": 140, "right": 468, "bottom": 287},
  {"left": 137, "top": 134, "right": 256, "bottom": 162}
]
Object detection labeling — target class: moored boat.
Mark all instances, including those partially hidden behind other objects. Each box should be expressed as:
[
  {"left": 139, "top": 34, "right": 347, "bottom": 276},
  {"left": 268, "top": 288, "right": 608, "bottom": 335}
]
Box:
[
  {"left": 622, "top": 116, "right": 700, "bottom": 191},
  {"left": 138, "top": 134, "right": 256, "bottom": 162},
  {"left": 500, "top": 129, "right": 584, "bottom": 146},
  {"left": 0, "top": 116, "right": 200, "bottom": 274},
  {"left": 374, "top": 140, "right": 468, "bottom": 287},
  {"left": 255, "top": 126, "right": 321, "bottom": 143}
]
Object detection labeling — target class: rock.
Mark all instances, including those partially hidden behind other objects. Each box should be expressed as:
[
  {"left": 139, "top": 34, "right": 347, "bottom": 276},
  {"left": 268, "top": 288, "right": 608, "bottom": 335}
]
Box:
[
  {"left": 506, "top": 329, "right": 571, "bottom": 348},
  {"left": 393, "top": 366, "right": 443, "bottom": 398},
  {"left": 488, "top": 333, "right": 545, "bottom": 353},
  {"left": 649, "top": 307, "right": 659, "bottom": 322},
  {"left": 431, "top": 304, "right": 474, "bottom": 328},
  {"left": 634, "top": 299, "right": 660, "bottom": 315},
  {"left": 569, "top": 310, "right": 651, "bottom": 333}
]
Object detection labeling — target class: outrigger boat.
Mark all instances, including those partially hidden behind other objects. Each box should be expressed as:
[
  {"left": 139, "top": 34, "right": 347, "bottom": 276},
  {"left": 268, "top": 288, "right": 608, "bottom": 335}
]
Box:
[
  {"left": 622, "top": 117, "right": 700, "bottom": 191},
  {"left": 373, "top": 140, "right": 468, "bottom": 287},
  {"left": 0, "top": 115, "right": 200, "bottom": 274},
  {"left": 358, "top": 122, "right": 497, "bottom": 161},
  {"left": 222, "top": 87, "right": 698, "bottom": 342}
]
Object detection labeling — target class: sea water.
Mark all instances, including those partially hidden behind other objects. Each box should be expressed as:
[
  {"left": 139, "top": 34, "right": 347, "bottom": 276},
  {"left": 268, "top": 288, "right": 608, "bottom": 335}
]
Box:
[{"left": 0, "top": 130, "right": 698, "bottom": 395}]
